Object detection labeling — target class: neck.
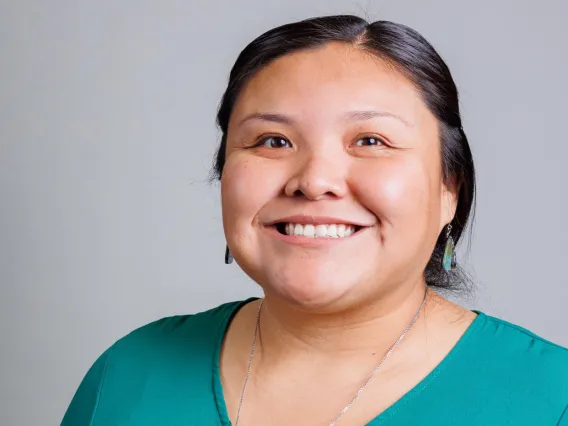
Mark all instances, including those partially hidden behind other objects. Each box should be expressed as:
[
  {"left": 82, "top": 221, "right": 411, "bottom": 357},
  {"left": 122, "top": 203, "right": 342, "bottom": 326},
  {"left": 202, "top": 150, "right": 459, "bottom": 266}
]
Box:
[{"left": 258, "top": 280, "right": 429, "bottom": 361}]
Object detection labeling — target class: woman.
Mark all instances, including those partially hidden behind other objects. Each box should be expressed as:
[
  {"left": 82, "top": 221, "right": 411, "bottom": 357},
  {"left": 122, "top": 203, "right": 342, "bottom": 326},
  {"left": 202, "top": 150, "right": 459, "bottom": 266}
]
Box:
[{"left": 62, "top": 15, "right": 568, "bottom": 426}]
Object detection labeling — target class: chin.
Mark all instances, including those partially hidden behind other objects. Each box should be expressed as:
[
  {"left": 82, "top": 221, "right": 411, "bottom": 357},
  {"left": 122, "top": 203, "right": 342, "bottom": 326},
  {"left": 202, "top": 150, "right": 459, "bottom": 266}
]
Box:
[{"left": 263, "top": 268, "right": 358, "bottom": 309}]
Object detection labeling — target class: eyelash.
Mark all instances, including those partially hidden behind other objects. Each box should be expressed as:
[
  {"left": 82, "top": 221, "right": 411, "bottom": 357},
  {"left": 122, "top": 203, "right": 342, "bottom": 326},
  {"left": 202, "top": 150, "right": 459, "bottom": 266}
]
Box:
[
  {"left": 252, "top": 134, "right": 389, "bottom": 149},
  {"left": 353, "top": 136, "right": 387, "bottom": 147},
  {"left": 253, "top": 135, "right": 293, "bottom": 149}
]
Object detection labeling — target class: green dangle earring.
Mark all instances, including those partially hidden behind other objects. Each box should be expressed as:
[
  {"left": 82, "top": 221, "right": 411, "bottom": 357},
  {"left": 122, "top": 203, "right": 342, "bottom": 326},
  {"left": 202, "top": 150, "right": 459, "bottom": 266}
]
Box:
[{"left": 442, "top": 224, "right": 457, "bottom": 272}]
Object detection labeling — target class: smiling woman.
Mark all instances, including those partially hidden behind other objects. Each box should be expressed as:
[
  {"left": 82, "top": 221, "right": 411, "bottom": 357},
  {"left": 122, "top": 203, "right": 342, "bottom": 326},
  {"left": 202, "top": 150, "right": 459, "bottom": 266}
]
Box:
[{"left": 62, "top": 15, "right": 568, "bottom": 426}]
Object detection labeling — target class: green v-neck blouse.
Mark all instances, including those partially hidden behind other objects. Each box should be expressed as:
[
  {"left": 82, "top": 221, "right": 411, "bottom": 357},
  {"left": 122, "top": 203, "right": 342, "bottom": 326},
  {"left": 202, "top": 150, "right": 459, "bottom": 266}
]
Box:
[{"left": 62, "top": 299, "right": 568, "bottom": 425}]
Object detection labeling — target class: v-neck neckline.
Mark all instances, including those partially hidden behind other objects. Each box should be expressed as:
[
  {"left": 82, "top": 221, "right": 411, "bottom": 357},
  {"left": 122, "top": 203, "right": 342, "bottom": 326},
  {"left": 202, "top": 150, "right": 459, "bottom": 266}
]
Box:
[{"left": 212, "top": 298, "right": 485, "bottom": 426}]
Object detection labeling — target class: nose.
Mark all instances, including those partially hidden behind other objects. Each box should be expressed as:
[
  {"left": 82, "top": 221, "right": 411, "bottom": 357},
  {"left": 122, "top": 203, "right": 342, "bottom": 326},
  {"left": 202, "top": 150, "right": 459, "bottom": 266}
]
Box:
[{"left": 284, "top": 153, "right": 348, "bottom": 200}]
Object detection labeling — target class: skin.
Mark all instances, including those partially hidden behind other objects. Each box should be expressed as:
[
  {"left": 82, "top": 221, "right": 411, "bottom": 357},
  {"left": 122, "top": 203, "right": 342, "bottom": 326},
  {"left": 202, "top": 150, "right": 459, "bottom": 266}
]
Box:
[{"left": 219, "top": 42, "right": 477, "bottom": 426}]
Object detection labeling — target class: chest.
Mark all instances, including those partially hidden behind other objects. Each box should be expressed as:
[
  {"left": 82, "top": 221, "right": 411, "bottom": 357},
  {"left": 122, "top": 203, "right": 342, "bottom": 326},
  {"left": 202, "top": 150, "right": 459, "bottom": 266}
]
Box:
[
  {"left": 91, "top": 363, "right": 562, "bottom": 426},
  {"left": 220, "top": 360, "right": 442, "bottom": 426},
  {"left": 219, "top": 362, "right": 562, "bottom": 426}
]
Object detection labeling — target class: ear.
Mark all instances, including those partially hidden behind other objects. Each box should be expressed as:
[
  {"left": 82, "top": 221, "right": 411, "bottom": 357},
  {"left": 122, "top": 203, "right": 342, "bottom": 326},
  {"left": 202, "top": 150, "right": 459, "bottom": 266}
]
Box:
[{"left": 440, "top": 177, "right": 459, "bottom": 229}]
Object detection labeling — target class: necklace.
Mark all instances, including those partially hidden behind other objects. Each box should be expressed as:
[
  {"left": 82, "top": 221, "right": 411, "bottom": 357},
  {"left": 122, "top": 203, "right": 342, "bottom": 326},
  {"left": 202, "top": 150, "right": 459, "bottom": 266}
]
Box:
[{"left": 234, "top": 289, "right": 428, "bottom": 426}]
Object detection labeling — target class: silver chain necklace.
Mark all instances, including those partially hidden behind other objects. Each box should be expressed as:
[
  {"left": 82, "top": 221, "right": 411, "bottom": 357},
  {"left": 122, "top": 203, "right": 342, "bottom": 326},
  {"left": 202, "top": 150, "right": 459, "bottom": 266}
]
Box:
[{"left": 234, "top": 290, "right": 428, "bottom": 426}]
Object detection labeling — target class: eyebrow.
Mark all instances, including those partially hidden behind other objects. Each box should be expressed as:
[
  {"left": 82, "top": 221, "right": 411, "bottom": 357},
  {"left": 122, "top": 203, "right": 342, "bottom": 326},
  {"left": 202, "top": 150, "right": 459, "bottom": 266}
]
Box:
[
  {"left": 238, "top": 113, "right": 294, "bottom": 126},
  {"left": 343, "top": 110, "right": 412, "bottom": 127},
  {"left": 237, "top": 110, "right": 412, "bottom": 127}
]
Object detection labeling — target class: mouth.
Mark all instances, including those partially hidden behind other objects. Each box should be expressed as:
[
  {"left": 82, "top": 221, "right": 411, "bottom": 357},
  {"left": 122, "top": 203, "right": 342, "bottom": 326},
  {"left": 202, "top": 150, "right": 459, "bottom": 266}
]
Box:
[{"left": 272, "top": 222, "right": 364, "bottom": 239}]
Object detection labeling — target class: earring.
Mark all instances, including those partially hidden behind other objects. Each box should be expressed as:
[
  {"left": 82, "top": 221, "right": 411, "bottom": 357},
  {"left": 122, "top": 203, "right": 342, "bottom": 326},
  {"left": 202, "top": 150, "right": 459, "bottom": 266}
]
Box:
[
  {"left": 442, "top": 224, "right": 457, "bottom": 271},
  {"left": 225, "top": 245, "right": 233, "bottom": 265}
]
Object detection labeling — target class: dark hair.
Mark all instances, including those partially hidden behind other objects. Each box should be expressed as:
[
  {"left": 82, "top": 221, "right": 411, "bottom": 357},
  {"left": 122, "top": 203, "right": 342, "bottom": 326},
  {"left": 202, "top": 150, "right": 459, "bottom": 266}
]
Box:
[{"left": 212, "top": 15, "right": 476, "bottom": 292}]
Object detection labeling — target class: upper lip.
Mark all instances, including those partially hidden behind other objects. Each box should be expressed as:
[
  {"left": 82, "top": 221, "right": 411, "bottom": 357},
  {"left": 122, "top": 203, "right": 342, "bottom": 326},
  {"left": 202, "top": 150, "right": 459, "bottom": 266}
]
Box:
[{"left": 264, "top": 215, "right": 373, "bottom": 227}]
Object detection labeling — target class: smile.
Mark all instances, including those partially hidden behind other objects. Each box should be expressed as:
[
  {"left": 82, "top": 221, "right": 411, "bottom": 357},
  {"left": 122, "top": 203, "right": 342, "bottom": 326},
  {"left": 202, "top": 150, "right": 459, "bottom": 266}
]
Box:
[{"left": 277, "top": 223, "right": 360, "bottom": 238}]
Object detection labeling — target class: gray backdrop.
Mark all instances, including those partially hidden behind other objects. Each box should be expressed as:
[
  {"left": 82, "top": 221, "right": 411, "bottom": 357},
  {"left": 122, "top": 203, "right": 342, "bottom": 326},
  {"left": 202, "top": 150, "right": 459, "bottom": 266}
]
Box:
[{"left": 1, "top": 1, "right": 567, "bottom": 425}]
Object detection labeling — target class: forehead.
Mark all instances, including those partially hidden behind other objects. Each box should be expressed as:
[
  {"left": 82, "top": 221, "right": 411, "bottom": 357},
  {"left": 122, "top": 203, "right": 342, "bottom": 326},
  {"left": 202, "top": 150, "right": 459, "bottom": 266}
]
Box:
[{"left": 230, "top": 42, "right": 430, "bottom": 127}]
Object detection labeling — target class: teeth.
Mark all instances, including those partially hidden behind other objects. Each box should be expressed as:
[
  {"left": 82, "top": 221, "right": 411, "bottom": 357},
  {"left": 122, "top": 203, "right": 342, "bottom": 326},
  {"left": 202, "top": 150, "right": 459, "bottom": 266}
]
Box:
[
  {"left": 283, "top": 223, "right": 356, "bottom": 238},
  {"left": 327, "top": 224, "right": 337, "bottom": 238},
  {"left": 315, "top": 225, "right": 327, "bottom": 237}
]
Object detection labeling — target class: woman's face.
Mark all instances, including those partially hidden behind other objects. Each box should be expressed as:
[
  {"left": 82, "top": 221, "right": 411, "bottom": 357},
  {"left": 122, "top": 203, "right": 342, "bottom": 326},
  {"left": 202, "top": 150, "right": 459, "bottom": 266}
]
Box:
[{"left": 221, "top": 42, "right": 456, "bottom": 309}]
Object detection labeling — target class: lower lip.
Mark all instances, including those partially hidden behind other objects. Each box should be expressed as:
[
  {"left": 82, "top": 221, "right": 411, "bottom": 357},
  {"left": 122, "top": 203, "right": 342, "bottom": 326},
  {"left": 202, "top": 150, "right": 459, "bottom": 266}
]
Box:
[{"left": 263, "top": 226, "right": 366, "bottom": 247}]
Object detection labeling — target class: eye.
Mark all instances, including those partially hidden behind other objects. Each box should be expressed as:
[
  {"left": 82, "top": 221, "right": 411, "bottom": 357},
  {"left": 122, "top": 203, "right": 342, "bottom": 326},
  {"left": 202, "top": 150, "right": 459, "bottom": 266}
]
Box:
[
  {"left": 256, "top": 136, "right": 292, "bottom": 149},
  {"left": 354, "top": 136, "right": 385, "bottom": 147}
]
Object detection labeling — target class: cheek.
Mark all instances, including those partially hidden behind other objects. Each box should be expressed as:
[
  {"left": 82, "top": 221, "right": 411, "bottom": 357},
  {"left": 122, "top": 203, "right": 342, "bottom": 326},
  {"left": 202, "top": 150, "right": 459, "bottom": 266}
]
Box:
[
  {"left": 352, "top": 156, "right": 440, "bottom": 224},
  {"left": 221, "top": 155, "right": 284, "bottom": 233}
]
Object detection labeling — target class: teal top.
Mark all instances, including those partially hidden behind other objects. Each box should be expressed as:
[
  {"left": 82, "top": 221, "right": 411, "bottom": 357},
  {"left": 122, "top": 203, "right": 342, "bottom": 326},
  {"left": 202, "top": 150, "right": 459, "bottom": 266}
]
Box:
[{"left": 62, "top": 299, "right": 568, "bottom": 425}]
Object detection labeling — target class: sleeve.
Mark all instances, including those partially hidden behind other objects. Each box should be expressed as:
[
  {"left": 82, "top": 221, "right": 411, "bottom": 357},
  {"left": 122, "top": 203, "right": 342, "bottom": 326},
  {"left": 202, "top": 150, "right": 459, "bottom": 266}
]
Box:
[
  {"left": 559, "top": 404, "right": 568, "bottom": 426},
  {"left": 61, "top": 348, "right": 112, "bottom": 426}
]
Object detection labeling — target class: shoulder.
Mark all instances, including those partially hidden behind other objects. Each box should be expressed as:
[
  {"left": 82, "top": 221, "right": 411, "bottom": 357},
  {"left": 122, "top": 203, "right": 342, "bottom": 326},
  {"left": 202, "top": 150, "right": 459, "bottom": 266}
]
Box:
[
  {"left": 85, "top": 298, "right": 256, "bottom": 390},
  {"left": 108, "top": 298, "right": 254, "bottom": 360},
  {"left": 433, "top": 312, "right": 568, "bottom": 424},
  {"left": 478, "top": 312, "right": 568, "bottom": 363},
  {"left": 472, "top": 312, "right": 568, "bottom": 399},
  {"left": 62, "top": 300, "right": 254, "bottom": 424}
]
